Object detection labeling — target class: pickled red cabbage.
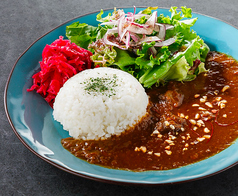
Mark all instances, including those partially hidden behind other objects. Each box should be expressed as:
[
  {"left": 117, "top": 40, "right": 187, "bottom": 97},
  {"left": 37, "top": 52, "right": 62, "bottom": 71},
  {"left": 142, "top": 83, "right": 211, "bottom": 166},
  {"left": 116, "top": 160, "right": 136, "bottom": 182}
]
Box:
[{"left": 28, "top": 36, "right": 93, "bottom": 107}]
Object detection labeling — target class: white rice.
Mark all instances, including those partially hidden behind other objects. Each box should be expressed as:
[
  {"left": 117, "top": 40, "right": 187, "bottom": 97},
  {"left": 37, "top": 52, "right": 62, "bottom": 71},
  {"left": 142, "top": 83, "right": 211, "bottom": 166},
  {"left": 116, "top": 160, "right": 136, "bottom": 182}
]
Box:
[{"left": 53, "top": 67, "right": 149, "bottom": 140}]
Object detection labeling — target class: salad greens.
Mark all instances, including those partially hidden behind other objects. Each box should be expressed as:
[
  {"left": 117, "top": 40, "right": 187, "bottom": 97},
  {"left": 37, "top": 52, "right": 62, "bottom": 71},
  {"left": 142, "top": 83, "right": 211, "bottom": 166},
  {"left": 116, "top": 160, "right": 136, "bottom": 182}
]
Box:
[{"left": 66, "top": 6, "right": 209, "bottom": 87}]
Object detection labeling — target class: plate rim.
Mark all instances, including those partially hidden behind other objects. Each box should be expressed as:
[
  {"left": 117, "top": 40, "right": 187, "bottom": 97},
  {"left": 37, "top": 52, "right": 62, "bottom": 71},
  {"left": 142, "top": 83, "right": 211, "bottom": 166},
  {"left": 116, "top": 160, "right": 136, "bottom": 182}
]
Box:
[{"left": 4, "top": 6, "right": 238, "bottom": 186}]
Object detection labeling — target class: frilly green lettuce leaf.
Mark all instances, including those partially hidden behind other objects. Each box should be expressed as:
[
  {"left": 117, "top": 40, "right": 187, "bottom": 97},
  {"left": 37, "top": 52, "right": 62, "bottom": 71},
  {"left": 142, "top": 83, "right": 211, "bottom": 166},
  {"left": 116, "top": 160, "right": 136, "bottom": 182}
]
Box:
[
  {"left": 88, "top": 40, "right": 117, "bottom": 67},
  {"left": 113, "top": 48, "right": 135, "bottom": 70},
  {"left": 162, "top": 56, "right": 190, "bottom": 81},
  {"left": 139, "top": 37, "right": 209, "bottom": 87},
  {"left": 67, "top": 6, "right": 210, "bottom": 88},
  {"left": 141, "top": 7, "right": 158, "bottom": 15},
  {"left": 66, "top": 21, "right": 107, "bottom": 49}
]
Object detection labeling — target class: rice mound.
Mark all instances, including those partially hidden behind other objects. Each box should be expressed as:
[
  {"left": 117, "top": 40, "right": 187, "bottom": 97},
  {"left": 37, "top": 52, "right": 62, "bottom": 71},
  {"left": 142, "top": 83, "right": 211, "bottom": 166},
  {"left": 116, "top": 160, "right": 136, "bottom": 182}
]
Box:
[{"left": 53, "top": 67, "right": 149, "bottom": 140}]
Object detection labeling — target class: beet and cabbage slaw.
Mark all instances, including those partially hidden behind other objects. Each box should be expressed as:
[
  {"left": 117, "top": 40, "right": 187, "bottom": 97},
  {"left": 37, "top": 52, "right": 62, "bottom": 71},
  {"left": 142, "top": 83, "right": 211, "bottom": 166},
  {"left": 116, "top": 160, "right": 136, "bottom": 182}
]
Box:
[{"left": 28, "top": 6, "right": 209, "bottom": 106}]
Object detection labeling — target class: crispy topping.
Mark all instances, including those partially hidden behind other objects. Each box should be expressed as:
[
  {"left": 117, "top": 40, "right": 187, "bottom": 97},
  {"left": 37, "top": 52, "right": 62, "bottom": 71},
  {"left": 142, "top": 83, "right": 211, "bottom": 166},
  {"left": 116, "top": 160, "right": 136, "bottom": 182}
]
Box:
[
  {"left": 189, "top": 119, "right": 197, "bottom": 125},
  {"left": 165, "top": 150, "right": 172, "bottom": 155},
  {"left": 194, "top": 94, "right": 200, "bottom": 98},
  {"left": 205, "top": 102, "right": 213, "bottom": 108},
  {"left": 203, "top": 135, "right": 211, "bottom": 139},
  {"left": 154, "top": 153, "right": 161, "bottom": 157},
  {"left": 204, "top": 127, "right": 210, "bottom": 133},
  {"left": 195, "top": 113, "right": 200, "bottom": 119},
  {"left": 221, "top": 85, "right": 230, "bottom": 92},
  {"left": 197, "top": 137, "right": 205, "bottom": 142}
]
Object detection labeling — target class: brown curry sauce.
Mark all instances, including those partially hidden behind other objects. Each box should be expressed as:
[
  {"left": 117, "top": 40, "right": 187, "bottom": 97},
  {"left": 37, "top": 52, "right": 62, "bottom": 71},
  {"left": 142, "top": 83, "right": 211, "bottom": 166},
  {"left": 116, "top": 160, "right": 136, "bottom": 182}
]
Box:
[{"left": 62, "top": 51, "right": 238, "bottom": 171}]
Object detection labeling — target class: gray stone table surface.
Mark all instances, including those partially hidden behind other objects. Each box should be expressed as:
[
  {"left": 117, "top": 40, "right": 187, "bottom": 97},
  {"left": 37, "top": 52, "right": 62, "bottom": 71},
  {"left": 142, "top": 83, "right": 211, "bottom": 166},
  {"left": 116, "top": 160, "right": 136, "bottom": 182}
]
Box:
[{"left": 1, "top": 0, "right": 238, "bottom": 195}]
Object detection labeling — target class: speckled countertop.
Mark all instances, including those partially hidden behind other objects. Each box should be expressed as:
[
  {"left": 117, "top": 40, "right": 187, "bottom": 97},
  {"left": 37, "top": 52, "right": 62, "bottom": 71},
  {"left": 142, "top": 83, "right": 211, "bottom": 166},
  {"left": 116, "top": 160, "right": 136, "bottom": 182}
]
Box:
[{"left": 1, "top": 0, "right": 238, "bottom": 195}]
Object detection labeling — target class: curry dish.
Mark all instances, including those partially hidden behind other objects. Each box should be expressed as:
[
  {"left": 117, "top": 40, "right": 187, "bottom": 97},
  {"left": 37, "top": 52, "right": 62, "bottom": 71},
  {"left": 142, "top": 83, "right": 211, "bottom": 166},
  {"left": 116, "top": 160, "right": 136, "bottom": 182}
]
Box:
[{"left": 62, "top": 51, "right": 238, "bottom": 171}]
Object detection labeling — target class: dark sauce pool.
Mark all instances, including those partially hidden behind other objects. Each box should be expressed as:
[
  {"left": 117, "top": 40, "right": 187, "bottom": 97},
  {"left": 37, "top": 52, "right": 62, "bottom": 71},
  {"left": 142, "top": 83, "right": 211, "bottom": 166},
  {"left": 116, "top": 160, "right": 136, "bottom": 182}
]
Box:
[{"left": 62, "top": 51, "right": 238, "bottom": 171}]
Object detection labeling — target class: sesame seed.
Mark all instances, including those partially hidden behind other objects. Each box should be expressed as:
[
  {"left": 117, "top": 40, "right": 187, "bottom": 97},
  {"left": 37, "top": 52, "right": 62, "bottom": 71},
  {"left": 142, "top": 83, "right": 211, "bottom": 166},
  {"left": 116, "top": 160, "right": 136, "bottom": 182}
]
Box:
[
  {"left": 183, "top": 148, "right": 188, "bottom": 151},
  {"left": 198, "top": 107, "right": 206, "bottom": 111},
  {"left": 192, "top": 104, "right": 200, "bottom": 107}
]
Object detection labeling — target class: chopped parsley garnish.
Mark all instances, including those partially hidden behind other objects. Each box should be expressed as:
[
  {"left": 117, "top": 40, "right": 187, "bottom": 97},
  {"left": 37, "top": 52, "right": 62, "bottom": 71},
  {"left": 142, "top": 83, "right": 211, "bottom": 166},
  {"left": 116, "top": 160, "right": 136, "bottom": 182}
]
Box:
[{"left": 83, "top": 74, "right": 117, "bottom": 97}]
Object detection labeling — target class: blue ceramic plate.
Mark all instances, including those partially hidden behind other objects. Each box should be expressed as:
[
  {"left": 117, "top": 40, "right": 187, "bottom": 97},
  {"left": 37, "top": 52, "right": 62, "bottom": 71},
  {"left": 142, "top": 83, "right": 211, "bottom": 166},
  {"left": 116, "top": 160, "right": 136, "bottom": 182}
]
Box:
[{"left": 4, "top": 7, "right": 238, "bottom": 185}]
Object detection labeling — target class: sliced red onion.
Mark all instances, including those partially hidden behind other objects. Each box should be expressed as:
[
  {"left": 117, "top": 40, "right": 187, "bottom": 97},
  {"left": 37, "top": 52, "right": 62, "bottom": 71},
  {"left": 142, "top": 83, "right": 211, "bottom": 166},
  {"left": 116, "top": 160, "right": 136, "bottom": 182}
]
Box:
[
  {"left": 103, "top": 28, "right": 120, "bottom": 47},
  {"left": 138, "top": 36, "right": 161, "bottom": 44},
  {"left": 149, "top": 46, "right": 157, "bottom": 56},
  {"left": 130, "top": 22, "right": 146, "bottom": 28},
  {"left": 154, "top": 37, "right": 176, "bottom": 47},
  {"left": 133, "top": 6, "right": 136, "bottom": 15},
  {"left": 127, "top": 23, "right": 153, "bottom": 35},
  {"left": 103, "top": 35, "right": 127, "bottom": 50},
  {"left": 107, "top": 28, "right": 118, "bottom": 34},
  {"left": 145, "top": 11, "right": 157, "bottom": 27},
  {"left": 103, "top": 36, "right": 119, "bottom": 47},
  {"left": 114, "top": 9, "right": 126, "bottom": 20},
  {"left": 100, "top": 7, "right": 176, "bottom": 50},
  {"left": 100, "top": 21, "right": 118, "bottom": 26},
  {"left": 155, "top": 23, "right": 174, "bottom": 29},
  {"left": 125, "top": 32, "right": 130, "bottom": 49},
  {"left": 157, "top": 24, "right": 166, "bottom": 40},
  {"left": 134, "top": 13, "right": 151, "bottom": 19},
  {"left": 165, "top": 24, "right": 174, "bottom": 30},
  {"left": 130, "top": 33, "right": 140, "bottom": 42},
  {"left": 120, "top": 27, "right": 129, "bottom": 41},
  {"left": 117, "top": 14, "right": 126, "bottom": 37}
]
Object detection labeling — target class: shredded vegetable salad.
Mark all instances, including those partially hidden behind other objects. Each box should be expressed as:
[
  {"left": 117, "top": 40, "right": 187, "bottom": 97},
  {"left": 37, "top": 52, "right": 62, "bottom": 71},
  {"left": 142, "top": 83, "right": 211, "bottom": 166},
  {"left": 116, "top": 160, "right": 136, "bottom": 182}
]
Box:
[
  {"left": 66, "top": 6, "right": 209, "bottom": 87},
  {"left": 29, "top": 6, "right": 210, "bottom": 107}
]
